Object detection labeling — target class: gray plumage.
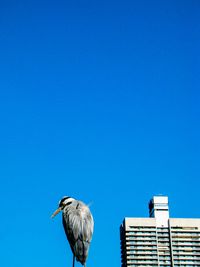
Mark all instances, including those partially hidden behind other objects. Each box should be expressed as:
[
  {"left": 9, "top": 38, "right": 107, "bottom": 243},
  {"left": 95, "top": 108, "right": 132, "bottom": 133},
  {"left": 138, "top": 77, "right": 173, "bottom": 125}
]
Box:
[{"left": 51, "top": 196, "right": 94, "bottom": 267}]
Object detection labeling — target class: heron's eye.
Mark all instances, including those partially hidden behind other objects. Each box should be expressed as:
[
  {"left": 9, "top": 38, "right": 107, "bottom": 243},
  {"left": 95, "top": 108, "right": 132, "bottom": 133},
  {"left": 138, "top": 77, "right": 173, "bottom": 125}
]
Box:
[
  {"left": 66, "top": 201, "right": 72, "bottom": 206},
  {"left": 59, "top": 196, "right": 71, "bottom": 207}
]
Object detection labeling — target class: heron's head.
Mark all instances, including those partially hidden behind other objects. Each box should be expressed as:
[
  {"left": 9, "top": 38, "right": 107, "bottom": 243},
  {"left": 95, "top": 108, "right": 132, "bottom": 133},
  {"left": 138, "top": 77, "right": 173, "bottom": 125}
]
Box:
[{"left": 51, "top": 196, "right": 74, "bottom": 218}]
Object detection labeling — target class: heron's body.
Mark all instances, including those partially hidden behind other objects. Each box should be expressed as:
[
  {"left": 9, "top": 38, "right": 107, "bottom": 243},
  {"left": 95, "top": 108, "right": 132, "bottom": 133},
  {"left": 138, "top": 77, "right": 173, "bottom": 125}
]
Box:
[{"left": 51, "top": 197, "right": 94, "bottom": 267}]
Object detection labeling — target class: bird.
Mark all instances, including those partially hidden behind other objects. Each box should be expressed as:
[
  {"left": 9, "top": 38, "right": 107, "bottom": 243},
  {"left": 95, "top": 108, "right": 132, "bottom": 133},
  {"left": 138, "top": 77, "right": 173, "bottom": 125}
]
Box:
[{"left": 51, "top": 196, "right": 94, "bottom": 267}]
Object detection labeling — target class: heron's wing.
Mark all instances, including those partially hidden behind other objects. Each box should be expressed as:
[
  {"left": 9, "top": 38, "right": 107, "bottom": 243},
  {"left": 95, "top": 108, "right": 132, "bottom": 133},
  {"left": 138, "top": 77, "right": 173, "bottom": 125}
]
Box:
[
  {"left": 62, "top": 207, "right": 80, "bottom": 249},
  {"left": 62, "top": 202, "right": 94, "bottom": 264},
  {"left": 81, "top": 207, "right": 94, "bottom": 242},
  {"left": 63, "top": 204, "right": 94, "bottom": 243}
]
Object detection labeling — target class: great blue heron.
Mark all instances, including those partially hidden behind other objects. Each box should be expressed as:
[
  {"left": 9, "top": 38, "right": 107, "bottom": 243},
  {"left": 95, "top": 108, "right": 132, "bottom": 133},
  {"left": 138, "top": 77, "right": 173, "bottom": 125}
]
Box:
[{"left": 51, "top": 196, "right": 94, "bottom": 267}]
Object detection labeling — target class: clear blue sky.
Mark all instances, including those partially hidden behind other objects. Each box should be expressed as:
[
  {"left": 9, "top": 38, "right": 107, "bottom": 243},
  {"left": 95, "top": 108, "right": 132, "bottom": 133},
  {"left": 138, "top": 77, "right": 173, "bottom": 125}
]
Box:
[{"left": 0, "top": 0, "right": 199, "bottom": 266}]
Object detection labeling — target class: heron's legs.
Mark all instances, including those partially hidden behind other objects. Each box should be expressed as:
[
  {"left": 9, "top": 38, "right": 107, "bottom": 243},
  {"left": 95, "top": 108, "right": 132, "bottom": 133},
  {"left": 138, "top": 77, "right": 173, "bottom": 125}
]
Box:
[{"left": 72, "top": 255, "right": 75, "bottom": 267}]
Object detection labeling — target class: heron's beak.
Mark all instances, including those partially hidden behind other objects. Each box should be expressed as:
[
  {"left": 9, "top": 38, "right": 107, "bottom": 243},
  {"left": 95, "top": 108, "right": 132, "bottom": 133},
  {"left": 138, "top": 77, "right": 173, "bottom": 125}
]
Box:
[{"left": 51, "top": 207, "right": 62, "bottom": 218}]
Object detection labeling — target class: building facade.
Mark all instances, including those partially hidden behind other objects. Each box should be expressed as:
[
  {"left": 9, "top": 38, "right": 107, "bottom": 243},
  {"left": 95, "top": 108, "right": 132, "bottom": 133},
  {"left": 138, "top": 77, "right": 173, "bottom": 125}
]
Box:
[{"left": 120, "top": 196, "right": 200, "bottom": 267}]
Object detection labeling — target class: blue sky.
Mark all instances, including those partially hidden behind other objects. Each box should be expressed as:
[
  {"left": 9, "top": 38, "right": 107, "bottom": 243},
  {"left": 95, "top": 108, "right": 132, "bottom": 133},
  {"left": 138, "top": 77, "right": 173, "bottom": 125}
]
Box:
[{"left": 0, "top": 0, "right": 200, "bottom": 266}]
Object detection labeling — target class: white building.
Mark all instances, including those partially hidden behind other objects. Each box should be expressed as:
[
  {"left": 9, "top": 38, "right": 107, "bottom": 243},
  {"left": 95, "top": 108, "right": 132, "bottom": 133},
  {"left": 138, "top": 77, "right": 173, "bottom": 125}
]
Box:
[{"left": 120, "top": 196, "right": 200, "bottom": 267}]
